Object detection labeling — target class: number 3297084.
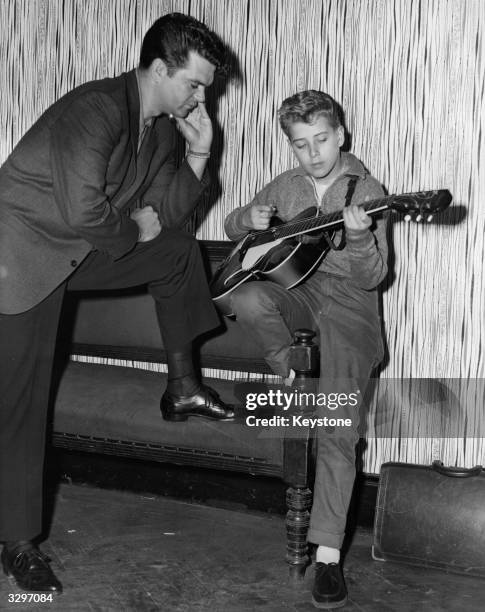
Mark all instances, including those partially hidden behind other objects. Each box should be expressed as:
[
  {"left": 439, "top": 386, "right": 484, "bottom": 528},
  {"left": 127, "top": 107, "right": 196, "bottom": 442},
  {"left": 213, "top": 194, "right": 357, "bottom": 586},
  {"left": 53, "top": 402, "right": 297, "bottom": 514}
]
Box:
[{"left": 8, "top": 593, "right": 54, "bottom": 603}]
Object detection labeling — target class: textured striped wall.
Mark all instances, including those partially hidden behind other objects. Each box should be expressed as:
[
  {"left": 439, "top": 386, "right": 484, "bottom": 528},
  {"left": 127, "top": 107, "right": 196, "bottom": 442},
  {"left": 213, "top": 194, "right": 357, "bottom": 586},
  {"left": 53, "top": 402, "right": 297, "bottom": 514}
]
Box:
[{"left": 1, "top": 0, "right": 484, "bottom": 471}]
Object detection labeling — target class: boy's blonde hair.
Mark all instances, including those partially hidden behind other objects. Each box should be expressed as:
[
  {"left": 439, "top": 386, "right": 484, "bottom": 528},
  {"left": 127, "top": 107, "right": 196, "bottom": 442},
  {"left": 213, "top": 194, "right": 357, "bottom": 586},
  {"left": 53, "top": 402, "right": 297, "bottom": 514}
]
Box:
[{"left": 278, "top": 90, "right": 343, "bottom": 137}]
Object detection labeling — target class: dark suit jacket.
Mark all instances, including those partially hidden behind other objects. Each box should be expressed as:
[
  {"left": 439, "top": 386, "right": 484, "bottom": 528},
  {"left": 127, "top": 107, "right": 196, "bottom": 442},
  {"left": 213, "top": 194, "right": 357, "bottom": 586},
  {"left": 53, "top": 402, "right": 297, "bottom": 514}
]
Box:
[{"left": 0, "top": 70, "right": 209, "bottom": 314}]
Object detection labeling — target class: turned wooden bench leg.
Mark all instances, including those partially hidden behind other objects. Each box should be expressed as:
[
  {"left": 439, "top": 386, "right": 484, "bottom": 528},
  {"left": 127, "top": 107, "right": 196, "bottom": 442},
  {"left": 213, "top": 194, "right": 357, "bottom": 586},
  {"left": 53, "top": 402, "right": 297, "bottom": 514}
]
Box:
[
  {"left": 283, "top": 329, "right": 318, "bottom": 581},
  {"left": 285, "top": 475, "right": 313, "bottom": 580}
]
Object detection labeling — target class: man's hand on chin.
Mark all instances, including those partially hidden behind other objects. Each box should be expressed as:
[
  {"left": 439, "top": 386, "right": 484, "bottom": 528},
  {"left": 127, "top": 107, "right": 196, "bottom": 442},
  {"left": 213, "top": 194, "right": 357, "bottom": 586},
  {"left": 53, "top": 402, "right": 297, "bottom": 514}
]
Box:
[{"left": 174, "top": 102, "right": 213, "bottom": 153}]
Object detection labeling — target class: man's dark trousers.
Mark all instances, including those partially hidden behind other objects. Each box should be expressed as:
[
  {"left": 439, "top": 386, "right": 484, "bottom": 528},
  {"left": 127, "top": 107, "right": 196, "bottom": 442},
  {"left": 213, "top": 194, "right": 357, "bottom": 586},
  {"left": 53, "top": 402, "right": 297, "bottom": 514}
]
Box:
[{"left": 0, "top": 228, "right": 219, "bottom": 541}]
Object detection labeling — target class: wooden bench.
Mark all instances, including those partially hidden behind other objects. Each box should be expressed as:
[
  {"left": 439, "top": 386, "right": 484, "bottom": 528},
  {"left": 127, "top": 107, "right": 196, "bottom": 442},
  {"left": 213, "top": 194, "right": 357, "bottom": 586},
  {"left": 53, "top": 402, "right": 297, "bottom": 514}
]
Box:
[{"left": 52, "top": 240, "right": 317, "bottom": 580}]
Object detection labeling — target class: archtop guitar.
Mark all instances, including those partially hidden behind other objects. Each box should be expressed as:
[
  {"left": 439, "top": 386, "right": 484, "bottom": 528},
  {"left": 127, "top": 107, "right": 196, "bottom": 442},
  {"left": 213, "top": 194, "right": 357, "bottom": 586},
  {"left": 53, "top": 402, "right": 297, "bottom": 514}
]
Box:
[{"left": 211, "top": 189, "right": 452, "bottom": 316}]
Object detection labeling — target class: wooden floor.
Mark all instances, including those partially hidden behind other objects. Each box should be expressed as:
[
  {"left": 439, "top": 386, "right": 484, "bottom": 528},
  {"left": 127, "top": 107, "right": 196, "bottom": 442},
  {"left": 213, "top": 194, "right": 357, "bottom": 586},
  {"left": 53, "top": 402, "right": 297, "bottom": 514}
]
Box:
[{"left": 0, "top": 483, "right": 484, "bottom": 611}]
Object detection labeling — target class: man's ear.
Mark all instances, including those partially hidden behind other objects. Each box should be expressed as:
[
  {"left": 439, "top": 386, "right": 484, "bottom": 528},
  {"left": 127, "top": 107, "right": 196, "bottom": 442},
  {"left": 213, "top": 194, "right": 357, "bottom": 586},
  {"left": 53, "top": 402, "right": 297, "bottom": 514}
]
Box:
[{"left": 150, "top": 58, "right": 169, "bottom": 82}]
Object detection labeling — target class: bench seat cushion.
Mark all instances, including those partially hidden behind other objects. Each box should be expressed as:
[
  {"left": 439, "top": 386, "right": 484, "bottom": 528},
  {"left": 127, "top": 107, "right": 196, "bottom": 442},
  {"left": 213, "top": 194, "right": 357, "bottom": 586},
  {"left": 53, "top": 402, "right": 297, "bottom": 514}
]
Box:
[{"left": 52, "top": 361, "right": 284, "bottom": 477}]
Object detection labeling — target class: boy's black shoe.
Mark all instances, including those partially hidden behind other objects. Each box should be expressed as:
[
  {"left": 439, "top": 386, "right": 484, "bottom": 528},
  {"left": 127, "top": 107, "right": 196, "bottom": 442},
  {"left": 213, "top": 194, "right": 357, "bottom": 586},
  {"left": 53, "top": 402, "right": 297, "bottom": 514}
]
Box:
[
  {"left": 1, "top": 543, "right": 62, "bottom": 593},
  {"left": 312, "top": 562, "right": 347, "bottom": 609}
]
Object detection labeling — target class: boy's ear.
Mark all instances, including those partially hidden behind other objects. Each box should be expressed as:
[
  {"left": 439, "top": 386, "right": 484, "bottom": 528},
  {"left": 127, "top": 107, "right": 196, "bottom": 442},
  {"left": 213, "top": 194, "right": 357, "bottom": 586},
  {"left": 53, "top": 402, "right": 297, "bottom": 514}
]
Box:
[{"left": 337, "top": 126, "right": 345, "bottom": 146}]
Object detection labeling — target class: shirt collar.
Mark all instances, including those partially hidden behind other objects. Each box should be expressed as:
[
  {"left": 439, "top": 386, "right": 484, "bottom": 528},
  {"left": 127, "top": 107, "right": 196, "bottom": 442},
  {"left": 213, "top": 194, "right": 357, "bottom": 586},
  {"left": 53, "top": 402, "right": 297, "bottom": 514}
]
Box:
[{"left": 135, "top": 69, "right": 154, "bottom": 133}]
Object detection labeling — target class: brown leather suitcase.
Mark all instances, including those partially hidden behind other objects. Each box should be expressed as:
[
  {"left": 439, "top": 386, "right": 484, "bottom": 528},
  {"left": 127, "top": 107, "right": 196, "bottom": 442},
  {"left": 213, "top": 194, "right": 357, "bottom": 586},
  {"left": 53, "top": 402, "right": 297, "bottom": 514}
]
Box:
[{"left": 372, "top": 461, "right": 485, "bottom": 577}]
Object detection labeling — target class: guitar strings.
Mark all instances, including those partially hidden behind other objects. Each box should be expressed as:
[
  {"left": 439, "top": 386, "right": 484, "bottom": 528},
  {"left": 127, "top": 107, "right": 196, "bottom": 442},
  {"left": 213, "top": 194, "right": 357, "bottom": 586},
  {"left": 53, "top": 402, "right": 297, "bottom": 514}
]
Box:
[{"left": 248, "top": 194, "right": 391, "bottom": 241}]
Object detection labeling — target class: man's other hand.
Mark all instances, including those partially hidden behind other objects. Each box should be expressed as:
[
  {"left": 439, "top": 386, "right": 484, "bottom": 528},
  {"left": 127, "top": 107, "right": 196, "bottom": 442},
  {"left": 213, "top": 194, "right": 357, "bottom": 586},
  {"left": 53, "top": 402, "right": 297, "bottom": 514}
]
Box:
[{"left": 131, "top": 206, "right": 162, "bottom": 242}]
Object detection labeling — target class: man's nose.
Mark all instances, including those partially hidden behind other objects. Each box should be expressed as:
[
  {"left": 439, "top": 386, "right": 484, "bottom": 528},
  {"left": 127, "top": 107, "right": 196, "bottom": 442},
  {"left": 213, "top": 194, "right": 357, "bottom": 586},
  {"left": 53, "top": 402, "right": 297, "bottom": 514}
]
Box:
[{"left": 194, "top": 86, "right": 206, "bottom": 102}]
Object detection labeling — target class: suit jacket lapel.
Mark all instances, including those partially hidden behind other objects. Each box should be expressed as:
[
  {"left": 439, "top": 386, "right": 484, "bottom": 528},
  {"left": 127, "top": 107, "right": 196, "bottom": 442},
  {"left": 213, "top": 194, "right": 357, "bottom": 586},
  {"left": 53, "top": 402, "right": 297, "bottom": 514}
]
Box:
[
  {"left": 126, "top": 69, "right": 141, "bottom": 162},
  {"left": 110, "top": 70, "right": 141, "bottom": 210}
]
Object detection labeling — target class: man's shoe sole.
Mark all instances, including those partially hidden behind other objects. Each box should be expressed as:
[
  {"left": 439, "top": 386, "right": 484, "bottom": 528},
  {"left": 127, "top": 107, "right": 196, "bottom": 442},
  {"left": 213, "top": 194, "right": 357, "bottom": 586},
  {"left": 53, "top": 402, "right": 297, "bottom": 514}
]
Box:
[
  {"left": 162, "top": 411, "right": 235, "bottom": 422},
  {"left": 311, "top": 595, "right": 348, "bottom": 609}
]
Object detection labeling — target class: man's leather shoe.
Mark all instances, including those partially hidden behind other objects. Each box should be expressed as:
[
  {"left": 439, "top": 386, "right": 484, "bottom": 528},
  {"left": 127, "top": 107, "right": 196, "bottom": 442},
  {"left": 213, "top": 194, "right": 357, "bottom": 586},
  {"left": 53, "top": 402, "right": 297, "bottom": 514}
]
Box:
[
  {"left": 161, "top": 384, "right": 235, "bottom": 421},
  {"left": 1, "top": 544, "right": 62, "bottom": 593},
  {"left": 312, "top": 562, "right": 347, "bottom": 609}
]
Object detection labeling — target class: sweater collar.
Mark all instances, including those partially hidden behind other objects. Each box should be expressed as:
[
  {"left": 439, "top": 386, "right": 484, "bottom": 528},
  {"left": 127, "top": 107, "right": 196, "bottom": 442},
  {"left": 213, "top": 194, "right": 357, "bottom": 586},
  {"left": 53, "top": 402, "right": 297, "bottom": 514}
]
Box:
[{"left": 289, "top": 151, "right": 368, "bottom": 180}]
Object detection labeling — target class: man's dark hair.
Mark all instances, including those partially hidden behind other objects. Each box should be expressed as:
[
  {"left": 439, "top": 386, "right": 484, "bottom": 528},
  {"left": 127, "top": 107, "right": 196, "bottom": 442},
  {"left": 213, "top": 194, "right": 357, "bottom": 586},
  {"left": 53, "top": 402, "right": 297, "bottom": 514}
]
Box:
[
  {"left": 278, "top": 90, "right": 343, "bottom": 137},
  {"left": 140, "top": 13, "right": 227, "bottom": 75}
]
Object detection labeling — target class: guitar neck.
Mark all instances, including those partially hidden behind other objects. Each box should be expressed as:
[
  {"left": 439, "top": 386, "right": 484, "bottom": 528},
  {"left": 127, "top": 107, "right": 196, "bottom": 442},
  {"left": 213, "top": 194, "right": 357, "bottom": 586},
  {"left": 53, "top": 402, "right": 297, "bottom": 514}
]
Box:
[{"left": 266, "top": 195, "right": 392, "bottom": 241}]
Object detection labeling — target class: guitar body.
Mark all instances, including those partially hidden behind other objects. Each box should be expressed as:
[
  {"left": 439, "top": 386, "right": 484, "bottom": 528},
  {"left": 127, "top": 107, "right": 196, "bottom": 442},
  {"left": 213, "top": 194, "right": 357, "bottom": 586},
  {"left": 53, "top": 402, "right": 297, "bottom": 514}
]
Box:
[
  {"left": 211, "top": 209, "right": 330, "bottom": 316},
  {"left": 261, "top": 240, "right": 329, "bottom": 287},
  {"left": 211, "top": 189, "right": 452, "bottom": 316}
]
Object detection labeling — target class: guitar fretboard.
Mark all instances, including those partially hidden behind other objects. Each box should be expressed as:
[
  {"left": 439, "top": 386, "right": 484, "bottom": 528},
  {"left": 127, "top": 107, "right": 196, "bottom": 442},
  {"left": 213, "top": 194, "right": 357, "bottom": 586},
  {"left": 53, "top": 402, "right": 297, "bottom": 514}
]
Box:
[{"left": 254, "top": 195, "right": 393, "bottom": 241}]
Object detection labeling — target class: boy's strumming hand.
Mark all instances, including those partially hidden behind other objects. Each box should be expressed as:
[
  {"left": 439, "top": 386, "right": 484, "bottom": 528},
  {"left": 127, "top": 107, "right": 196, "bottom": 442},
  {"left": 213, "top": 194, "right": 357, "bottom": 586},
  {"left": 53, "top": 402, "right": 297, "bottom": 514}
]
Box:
[
  {"left": 243, "top": 204, "right": 276, "bottom": 231},
  {"left": 131, "top": 206, "right": 162, "bottom": 242}
]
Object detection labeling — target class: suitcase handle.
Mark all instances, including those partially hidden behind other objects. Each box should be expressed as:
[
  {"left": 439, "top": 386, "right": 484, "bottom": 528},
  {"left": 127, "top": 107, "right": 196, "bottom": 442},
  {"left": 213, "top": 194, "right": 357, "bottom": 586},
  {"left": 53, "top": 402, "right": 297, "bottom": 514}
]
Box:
[{"left": 432, "top": 460, "right": 483, "bottom": 478}]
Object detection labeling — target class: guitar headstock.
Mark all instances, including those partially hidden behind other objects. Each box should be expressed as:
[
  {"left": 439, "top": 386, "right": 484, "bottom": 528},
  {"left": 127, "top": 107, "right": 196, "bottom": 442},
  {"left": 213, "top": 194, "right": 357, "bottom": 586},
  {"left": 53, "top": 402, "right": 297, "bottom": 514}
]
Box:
[{"left": 390, "top": 190, "right": 452, "bottom": 222}]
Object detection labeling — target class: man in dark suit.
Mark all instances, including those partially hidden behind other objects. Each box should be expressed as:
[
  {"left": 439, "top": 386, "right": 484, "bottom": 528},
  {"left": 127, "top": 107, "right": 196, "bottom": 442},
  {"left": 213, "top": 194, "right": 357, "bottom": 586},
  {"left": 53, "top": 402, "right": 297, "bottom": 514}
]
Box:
[{"left": 0, "top": 13, "right": 234, "bottom": 593}]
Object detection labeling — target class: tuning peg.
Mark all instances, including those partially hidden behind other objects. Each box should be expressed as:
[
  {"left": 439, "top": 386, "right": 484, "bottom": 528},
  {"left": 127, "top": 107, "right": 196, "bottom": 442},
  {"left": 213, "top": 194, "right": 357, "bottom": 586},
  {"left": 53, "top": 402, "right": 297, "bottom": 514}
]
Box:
[
  {"left": 426, "top": 214, "right": 433, "bottom": 222},
  {"left": 415, "top": 214, "right": 423, "bottom": 223},
  {"left": 404, "top": 214, "right": 412, "bottom": 222}
]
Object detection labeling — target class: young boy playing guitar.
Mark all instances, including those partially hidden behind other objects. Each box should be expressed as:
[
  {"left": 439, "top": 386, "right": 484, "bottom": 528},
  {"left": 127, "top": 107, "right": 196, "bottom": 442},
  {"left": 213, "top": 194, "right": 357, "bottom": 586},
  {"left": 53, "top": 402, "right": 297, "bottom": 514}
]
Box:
[{"left": 224, "top": 90, "right": 388, "bottom": 609}]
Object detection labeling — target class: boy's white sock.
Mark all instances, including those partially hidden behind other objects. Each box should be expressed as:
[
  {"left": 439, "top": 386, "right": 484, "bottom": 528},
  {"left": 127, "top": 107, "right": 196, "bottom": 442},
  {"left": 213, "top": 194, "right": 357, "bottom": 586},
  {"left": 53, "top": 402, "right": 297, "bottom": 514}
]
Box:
[
  {"left": 283, "top": 368, "right": 296, "bottom": 386},
  {"left": 316, "top": 545, "right": 340, "bottom": 564}
]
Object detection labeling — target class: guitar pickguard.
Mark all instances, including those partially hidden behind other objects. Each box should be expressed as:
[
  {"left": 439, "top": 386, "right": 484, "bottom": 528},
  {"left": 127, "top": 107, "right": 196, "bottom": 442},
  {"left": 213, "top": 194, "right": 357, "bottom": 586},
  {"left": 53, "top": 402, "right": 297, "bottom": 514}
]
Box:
[{"left": 240, "top": 238, "right": 285, "bottom": 270}]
